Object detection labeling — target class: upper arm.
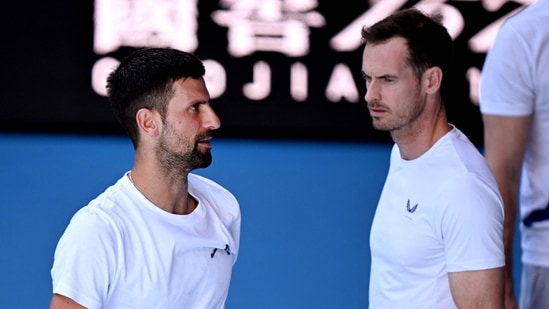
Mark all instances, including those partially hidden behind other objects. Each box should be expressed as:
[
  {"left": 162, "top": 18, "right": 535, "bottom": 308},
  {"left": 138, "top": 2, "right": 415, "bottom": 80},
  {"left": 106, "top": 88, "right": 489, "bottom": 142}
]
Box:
[
  {"left": 51, "top": 211, "right": 115, "bottom": 309},
  {"left": 50, "top": 294, "right": 87, "bottom": 309},
  {"left": 482, "top": 114, "right": 530, "bottom": 245},
  {"left": 448, "top": 267, "right": 504, "bottom": 308},
  {"left": 482, "top": 114, "right": 530, "bottom": 186}
]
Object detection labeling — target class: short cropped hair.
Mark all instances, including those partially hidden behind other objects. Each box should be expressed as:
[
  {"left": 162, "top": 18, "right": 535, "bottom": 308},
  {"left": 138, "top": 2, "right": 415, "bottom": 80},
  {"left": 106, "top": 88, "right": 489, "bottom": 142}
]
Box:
[
  {"left": 106, "top": 48, "right": 205, "bottom": 148},
  {"left": 361, "top": 8, "right": 454, "bottom": 102}
]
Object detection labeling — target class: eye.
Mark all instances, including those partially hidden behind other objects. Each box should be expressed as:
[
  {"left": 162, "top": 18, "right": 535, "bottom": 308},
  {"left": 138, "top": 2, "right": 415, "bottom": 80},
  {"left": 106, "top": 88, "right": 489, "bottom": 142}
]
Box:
[
  {"left": 190, "top": 103, "right": 200, "bottom": 111},
  {"left": 362, "top": 75, "right": 372, "bottom": 87}
]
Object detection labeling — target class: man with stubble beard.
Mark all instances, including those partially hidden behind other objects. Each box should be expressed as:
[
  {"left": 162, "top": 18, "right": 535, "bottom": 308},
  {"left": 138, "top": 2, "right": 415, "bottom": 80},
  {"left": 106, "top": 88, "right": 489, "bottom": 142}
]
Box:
[
  {"left": 50, "top": 48, "right": 241, "bottom": 309},
  {"left": 361, "top": 8, "right": 504, "bottom": 308}
]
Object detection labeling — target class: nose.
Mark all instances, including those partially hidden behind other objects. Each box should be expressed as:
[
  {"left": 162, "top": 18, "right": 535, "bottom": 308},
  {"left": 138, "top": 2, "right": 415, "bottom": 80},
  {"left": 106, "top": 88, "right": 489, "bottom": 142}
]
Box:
[
  {"left": 204, "top": 105, "right": 221, "bottom": 130},
  {"left": 364, "top": 80, "right": 379, "bottom": 104}
]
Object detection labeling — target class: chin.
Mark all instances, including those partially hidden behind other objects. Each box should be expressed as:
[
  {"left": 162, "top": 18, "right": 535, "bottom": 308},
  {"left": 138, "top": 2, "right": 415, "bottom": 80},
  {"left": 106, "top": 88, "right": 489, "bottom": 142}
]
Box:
[{"left": 372, "top": 123, "right": 389, "bottom": 131}]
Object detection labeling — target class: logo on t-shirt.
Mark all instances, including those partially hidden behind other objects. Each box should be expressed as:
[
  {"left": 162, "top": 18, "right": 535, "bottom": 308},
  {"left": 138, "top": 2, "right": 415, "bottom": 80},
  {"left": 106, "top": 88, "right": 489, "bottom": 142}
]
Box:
[{"left": 406, "top": 199, "right": 418, "bottom": 213}]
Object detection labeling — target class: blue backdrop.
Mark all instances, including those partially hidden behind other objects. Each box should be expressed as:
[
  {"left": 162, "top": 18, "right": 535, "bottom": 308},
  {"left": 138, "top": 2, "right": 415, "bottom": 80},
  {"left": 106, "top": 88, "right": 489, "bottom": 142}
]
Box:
[{"left": 0, "top": 133, "right": 521, "bottom": 308}]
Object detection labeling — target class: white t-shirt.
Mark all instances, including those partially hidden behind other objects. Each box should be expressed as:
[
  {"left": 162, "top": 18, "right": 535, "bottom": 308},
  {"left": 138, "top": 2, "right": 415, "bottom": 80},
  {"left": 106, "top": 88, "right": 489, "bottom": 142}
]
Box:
[
  {"left": 51, "top": 173, "right": 241, "bottom": 309},
  {"left": 369, "top": 127, "right": 504, "bottom": 308},
  {"left": 479, "top": 0, "right": 549, "bottom": 267}
]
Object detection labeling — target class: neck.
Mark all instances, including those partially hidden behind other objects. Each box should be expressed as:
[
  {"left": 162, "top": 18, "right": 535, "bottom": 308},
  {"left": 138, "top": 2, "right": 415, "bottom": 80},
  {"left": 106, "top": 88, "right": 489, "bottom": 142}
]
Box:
[
  {"left": 128, "top": 171, "right": 196, "bottom": 215},
  {"left": 391, "top": 105, "right": 451, "bottom": 160},
  {"left": 394, "top": 123, "right": 452, "bottom": 160}
]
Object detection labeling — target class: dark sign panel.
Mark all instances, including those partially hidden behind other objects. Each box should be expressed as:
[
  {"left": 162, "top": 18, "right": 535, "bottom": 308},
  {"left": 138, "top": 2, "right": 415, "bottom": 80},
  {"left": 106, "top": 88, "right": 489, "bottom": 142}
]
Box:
[{"left": 0, "top": 0, "right": 531, "bottom": 143}]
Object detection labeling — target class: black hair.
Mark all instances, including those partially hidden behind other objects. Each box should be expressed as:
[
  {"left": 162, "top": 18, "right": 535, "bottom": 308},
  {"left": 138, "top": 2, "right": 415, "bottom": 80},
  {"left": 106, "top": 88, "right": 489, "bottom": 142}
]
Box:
[
  {"left": 361, "top": 8, "right": 454, "bottom": 102},
  {"left": 106, "top": 48, "right": 205, "bottom": 148}
]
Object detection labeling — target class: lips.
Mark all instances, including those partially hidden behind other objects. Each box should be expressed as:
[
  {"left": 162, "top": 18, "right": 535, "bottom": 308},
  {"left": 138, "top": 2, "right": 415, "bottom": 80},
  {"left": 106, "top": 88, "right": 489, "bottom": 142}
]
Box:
[
  {"left": 197, "top": 135, "right": 213, "bottom": 148},
  {"left": 368, "top": 107, "right": 387, "bottom": 118},
  {"left": 198, "top": 138, "right": 211, "bottom": 145}
]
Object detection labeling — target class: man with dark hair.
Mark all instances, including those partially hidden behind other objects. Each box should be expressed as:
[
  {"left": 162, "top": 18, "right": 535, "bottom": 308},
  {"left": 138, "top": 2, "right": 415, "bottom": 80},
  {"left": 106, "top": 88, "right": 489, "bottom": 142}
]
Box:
[
  {"left": 361, "top": 8, "right": 504, "bottom": 308},
  {"left": 50, "top": 48, "right": 241, "bottom": 309}
]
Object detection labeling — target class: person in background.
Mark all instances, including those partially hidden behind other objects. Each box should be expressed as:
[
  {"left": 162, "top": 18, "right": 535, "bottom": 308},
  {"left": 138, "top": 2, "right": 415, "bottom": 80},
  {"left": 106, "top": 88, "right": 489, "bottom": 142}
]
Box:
[
  {"left": 361, "top": 8, "right": 505, "bottom": 308},
  {"left": 480, "top": 0, "right": 549, "bottom": 308},
  {"left": 49, "top": 48, "right": 241, "bottom": 309}
]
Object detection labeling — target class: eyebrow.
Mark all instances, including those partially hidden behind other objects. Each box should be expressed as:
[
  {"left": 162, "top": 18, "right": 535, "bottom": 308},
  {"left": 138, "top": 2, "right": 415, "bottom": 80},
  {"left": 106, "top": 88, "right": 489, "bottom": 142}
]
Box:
[
  {"left": 362, "top": 71, "right": 397, "bottom": 80},
  {"left": 190, "top": 99, "right": 211, "bottom": 106}
]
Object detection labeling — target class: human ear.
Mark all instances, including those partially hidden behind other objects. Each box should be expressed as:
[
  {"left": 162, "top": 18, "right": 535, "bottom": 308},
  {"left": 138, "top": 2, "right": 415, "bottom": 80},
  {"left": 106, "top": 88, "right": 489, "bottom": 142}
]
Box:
[
  {"left": 135, "top": 108, "right": 161, "bottom": 137},
  {"left": 423, "top": 66, "right": 443, "bottom": 95}
]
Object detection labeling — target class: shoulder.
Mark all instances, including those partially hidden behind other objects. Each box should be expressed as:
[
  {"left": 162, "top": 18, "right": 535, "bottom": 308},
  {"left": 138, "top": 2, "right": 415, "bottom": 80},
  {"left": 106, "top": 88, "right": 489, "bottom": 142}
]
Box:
[
  {"left": 189, "top": 173, "right": 234, "bottom": 195},
  {"left": 432, "top": 129, "right": 501, "bottom": 199},
  {"left": 428, "top": 128, "right": 485, "bottom": 172},
  {"left": 498, "top": 2, "right": 547, "bottom": 39},
  {"left": 447, "top": 129, "right": 491, "bottom": 176},
  {"left": 64, "top": 175, "right": 137, "bottom": 236},
  {"left": 188, "top": 173, "right": 240, "bottom": 209},
  {"left": 189, "top": 173, "right": 224, "bottom": 187}
]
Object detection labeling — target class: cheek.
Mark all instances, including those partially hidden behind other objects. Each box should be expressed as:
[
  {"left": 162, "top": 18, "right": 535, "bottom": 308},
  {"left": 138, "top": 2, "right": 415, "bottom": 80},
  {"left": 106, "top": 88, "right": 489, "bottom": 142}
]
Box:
[
  {"left": 391, "top": 83, "right": 418, "bottom": 101},
  {"left": 379, "top": 88, "right": 412, "bottom": 116},
  {"left": 166, "top": 115, "right": 193, "bottom": 132}
]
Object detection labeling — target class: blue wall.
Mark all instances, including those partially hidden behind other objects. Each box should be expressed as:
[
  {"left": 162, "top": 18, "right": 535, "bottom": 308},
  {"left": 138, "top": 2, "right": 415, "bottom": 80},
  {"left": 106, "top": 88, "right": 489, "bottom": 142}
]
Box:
[{"left": 0, "top": 133, "right": 521, "bottom": 308}]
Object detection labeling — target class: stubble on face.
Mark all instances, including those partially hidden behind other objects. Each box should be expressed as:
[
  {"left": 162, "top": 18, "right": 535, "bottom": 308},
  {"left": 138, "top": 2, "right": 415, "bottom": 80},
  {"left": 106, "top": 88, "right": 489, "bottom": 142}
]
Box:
[
  {"left": 156, "top": 120, "right": 213, "bottom": 179},
  {"left": 371, "top": 84, "right": 426, "bottom": 134},
  {"left": 363, "top": 37, "right": 428, "bottom": 135}
]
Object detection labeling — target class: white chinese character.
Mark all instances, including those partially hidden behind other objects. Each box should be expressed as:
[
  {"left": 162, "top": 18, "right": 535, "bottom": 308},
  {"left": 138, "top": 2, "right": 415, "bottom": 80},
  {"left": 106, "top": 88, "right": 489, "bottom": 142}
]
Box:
[
  {"left": 94, "top": 0, "right": 199, "bottom": 54},
  {"left": 212, "top": 0, "right": 325, "bottom": 57}
]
